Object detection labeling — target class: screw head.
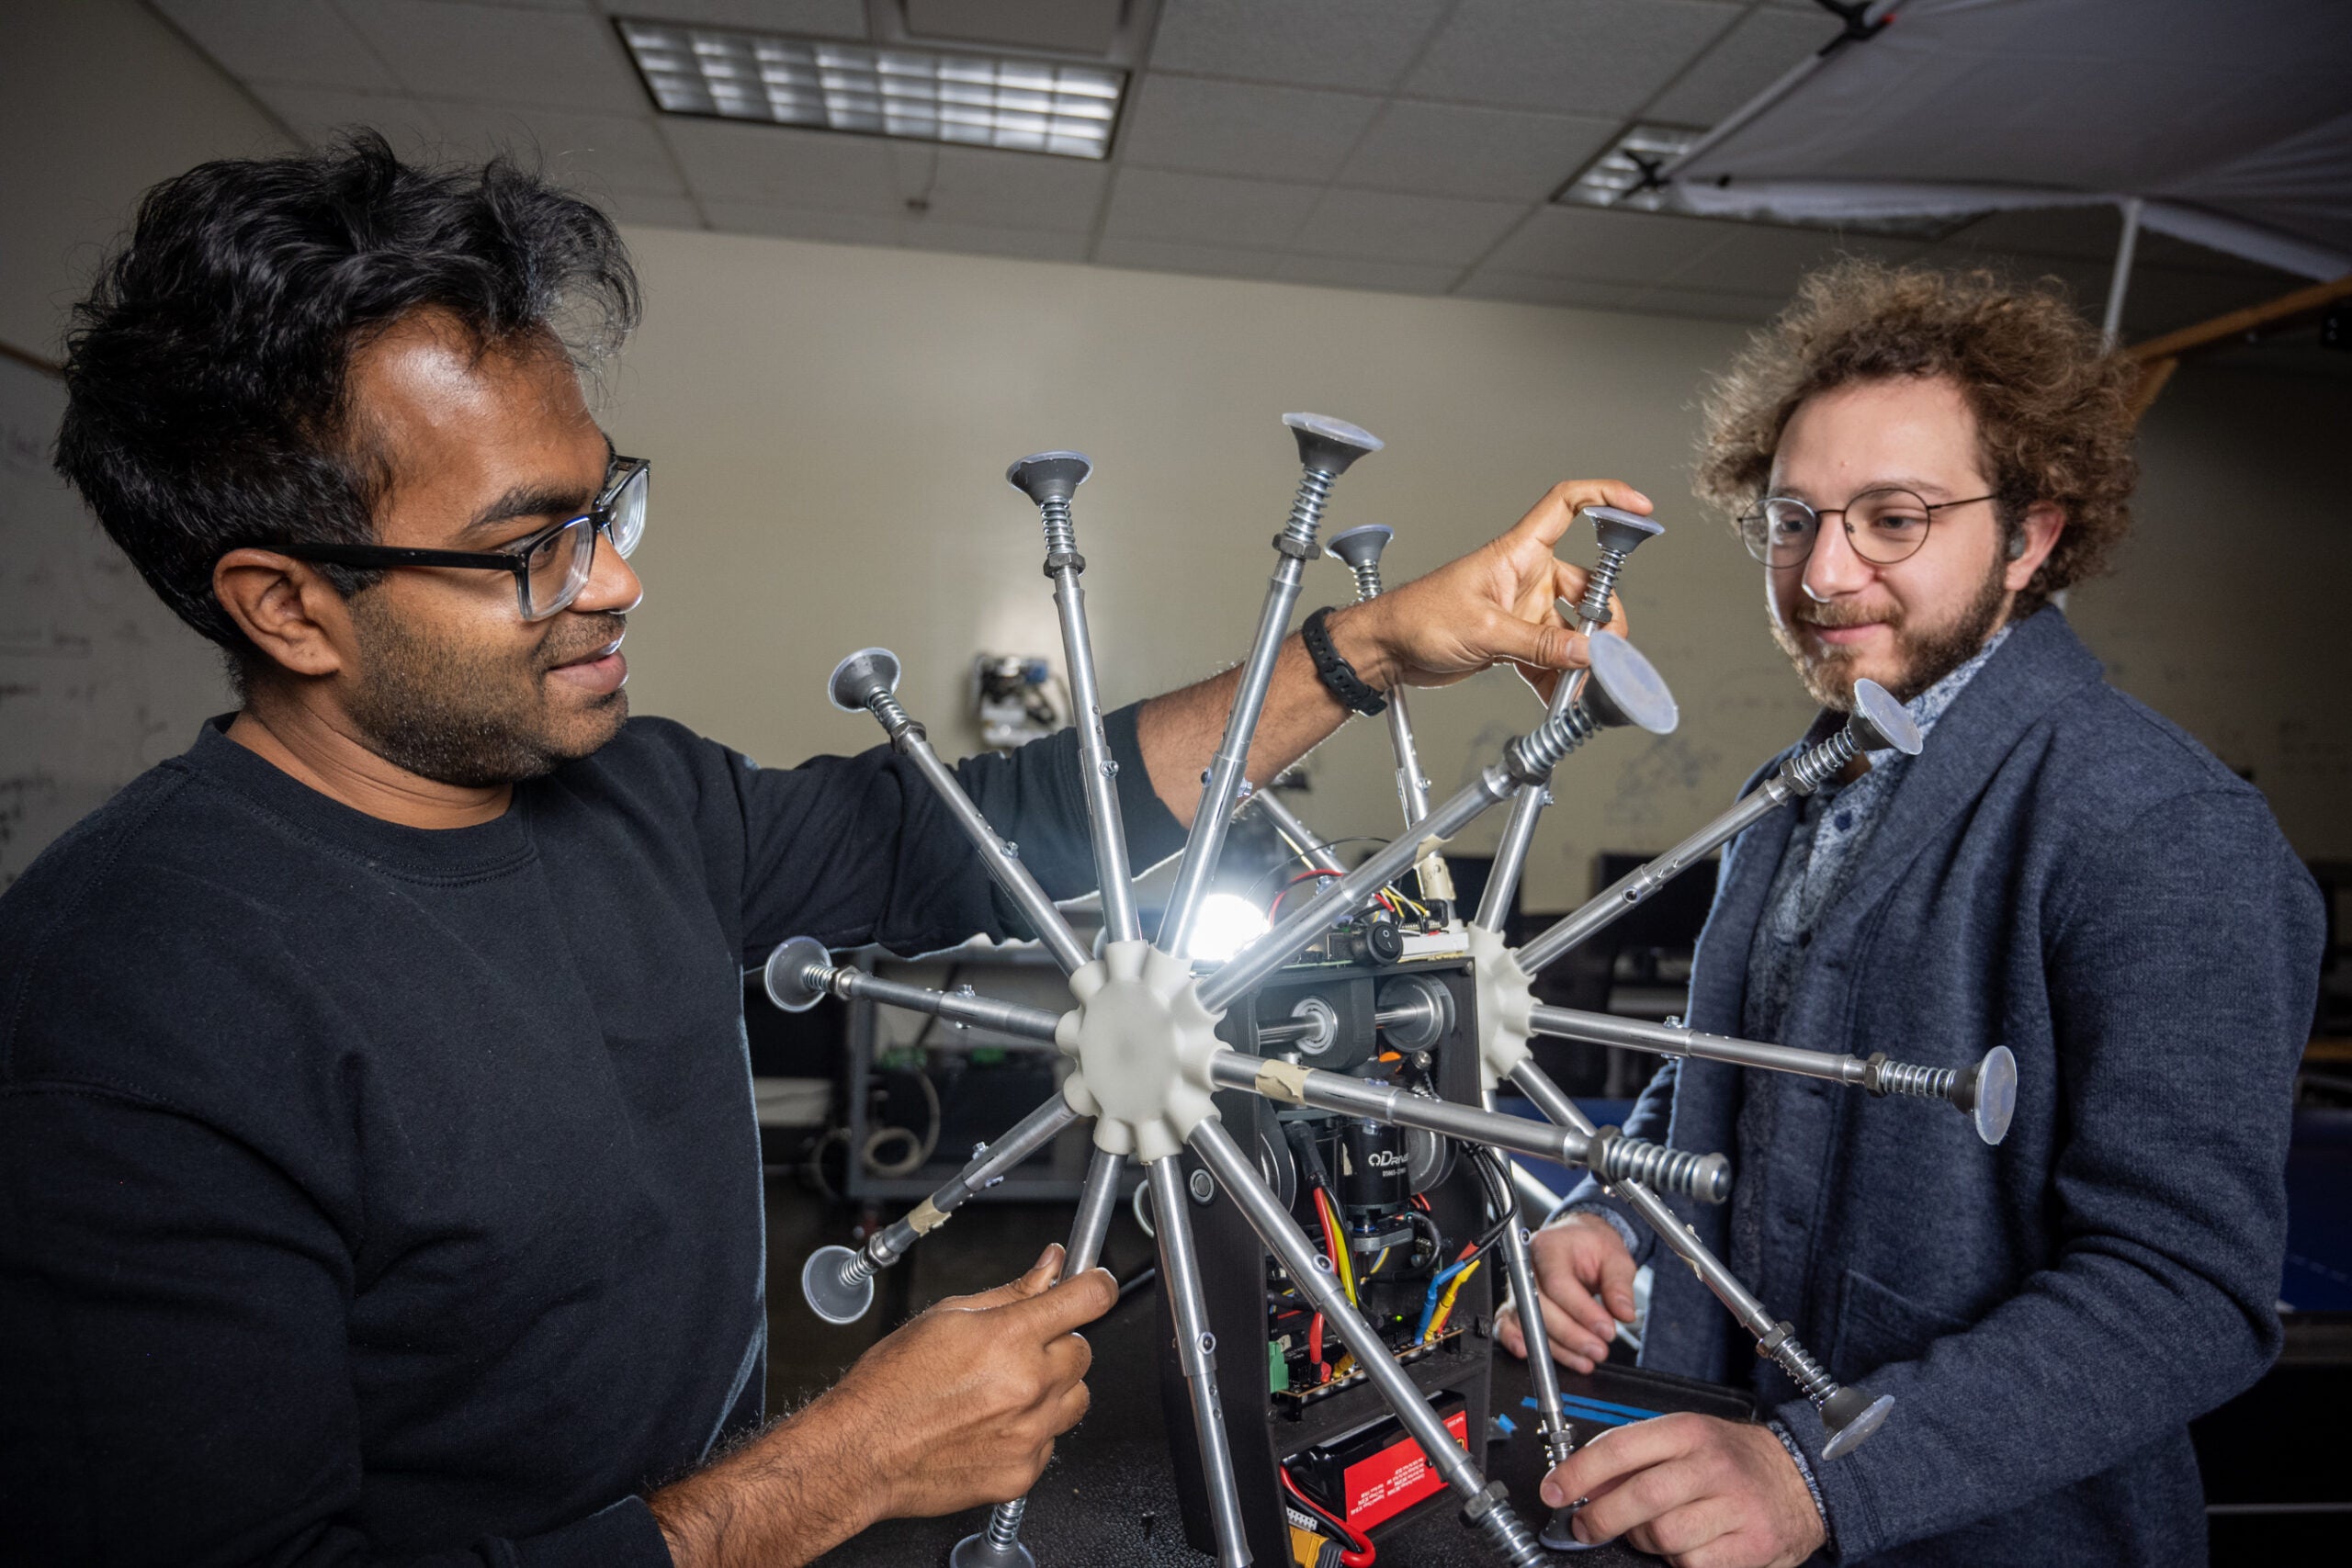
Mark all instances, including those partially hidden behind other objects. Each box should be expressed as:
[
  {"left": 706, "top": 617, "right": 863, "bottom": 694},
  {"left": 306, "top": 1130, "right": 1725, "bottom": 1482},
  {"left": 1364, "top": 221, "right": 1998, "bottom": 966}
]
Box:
[
  {"left": 1283, "top": 412, "right": 1383, "bottom": 475},
  {"left": 1582, "top": 504, "right": 1665, "bottom": 558},
  {"left": 1188, "top": 1168, "right": 1216, "bottom": 1203},
  {"left": 1326, "top": 524, "right": 1395, "bottom": 571},
  {"left": 827, "top": 647, "right": 901, "bottom": 713},
  {"left": 1846, "top": 678, "right": 1922, "bottom": 756},
  {"left": 1580, "top": 634, "right": 1679, "bottom": 735},
  {"left": 1005, "top": 450, "right": 1091, "bottom": 504}
]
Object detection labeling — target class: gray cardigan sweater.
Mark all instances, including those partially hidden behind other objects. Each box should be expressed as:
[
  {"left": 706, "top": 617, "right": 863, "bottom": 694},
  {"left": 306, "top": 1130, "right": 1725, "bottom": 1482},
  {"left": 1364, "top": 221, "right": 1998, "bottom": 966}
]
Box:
[{"left": 1566, "top": 608, "right": 2323, "bottom": 1565}]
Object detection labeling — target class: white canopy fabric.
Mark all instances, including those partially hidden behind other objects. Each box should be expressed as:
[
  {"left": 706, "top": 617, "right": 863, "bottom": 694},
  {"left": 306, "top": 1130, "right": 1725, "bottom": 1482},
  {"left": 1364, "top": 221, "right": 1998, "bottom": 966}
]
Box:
[{"left": 1664, "top": 0, "right": 2352, "bottom": 280}]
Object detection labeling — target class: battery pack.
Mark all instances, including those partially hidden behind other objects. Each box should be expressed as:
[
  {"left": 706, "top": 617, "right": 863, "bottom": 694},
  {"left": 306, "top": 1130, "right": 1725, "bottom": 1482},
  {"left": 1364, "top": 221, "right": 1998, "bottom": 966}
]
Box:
[{"left": 1286, "top": 1391, "right": 1470, "bottom": 1534}]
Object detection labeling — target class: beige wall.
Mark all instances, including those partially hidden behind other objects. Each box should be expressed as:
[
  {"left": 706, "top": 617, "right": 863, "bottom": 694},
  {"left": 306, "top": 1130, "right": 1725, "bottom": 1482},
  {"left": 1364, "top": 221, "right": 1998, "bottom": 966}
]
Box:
[
  {"left": 604, "top": 226, "right": 2352, "bottom": 913},
  {"left": 0, "top": 0, "right": 290, "bottom": 359}
]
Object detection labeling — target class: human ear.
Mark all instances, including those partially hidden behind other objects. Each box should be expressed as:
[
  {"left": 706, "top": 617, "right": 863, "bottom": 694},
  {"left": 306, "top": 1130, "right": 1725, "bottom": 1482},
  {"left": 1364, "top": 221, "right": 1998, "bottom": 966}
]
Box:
[
  {"left": 2005, "top": 502, "right": 2065, "bottom": 591},
  {"left": 212, "top": 549, "right": 355, "bottom": 680}
]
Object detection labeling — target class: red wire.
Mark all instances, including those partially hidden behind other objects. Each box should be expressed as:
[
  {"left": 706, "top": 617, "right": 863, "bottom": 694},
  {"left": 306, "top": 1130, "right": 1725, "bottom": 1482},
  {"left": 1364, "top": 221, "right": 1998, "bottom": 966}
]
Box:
[
  {"left": 1281, "top": 1469, "right": 1375, "bottom": 1567},
  {"left": 1271, "top": 867, "right": 1346, "bottom": 919}
]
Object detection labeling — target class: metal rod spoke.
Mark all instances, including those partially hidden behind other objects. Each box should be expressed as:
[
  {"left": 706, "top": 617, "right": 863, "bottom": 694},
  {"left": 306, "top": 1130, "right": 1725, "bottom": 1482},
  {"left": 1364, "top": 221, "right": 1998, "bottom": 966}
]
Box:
[
  {"left": 1207, "top": 1050, "right": 1729, "bottom": 1202},
  {"left": 1244, "top": 788, "right": 1346, "bottom": 874},
  {"left": 1506, "top": 1060, "right": 1892, "bottom": 1458},
  {"left": 1189, "top": 1120, "right": 1546, "bottom": 1566},
  {"left": 799, "top": 1096, "right": 1082, "bottom": 1324},
  {"left": 829, "top": 649, "right": 1094, "bottom": 975},
  {"left": 785, "top": 954, "right": 1067, "bottom": 1044},
  {"left": 1149, "top": 1156, "right": 1252, "bottom": 1566},
  {"left": 967, "top": 1146, "right": 1129, "bottom": 1563}
]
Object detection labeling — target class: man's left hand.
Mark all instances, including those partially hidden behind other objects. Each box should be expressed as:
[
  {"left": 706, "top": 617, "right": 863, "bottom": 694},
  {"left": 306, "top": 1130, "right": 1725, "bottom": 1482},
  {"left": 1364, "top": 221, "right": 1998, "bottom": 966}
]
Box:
[
  {"left": 1331, "top": 479, "right": 1652, "bottom": 702},
  {"left": 1539, "top": 1413, "right": 1826, "bottom": 1568}
]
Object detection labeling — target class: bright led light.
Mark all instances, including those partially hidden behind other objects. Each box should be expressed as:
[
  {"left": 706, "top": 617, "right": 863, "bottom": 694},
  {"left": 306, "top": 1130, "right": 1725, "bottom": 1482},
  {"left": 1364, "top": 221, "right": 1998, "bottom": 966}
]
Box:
[
  {"left": 617, "top": 18, "right": 1123, "bottom": 160},
  {"left": 1185, "top": 893, "right": 1272, "bottom": 965}
]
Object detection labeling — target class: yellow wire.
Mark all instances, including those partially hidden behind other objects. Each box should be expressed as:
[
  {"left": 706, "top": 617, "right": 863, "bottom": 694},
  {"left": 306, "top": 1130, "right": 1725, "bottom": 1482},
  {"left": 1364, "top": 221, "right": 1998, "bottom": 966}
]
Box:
[
  {"left": 1425, "top": 1258, "right": 1484, "bottom": 1341},
  {"left": 1317, "top": 1190, "right": 1360, "bottom": 1304}
]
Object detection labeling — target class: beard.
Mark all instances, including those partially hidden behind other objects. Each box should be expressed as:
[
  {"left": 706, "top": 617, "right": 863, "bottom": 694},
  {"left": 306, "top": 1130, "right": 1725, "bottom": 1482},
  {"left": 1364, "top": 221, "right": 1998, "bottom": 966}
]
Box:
[
  {"left": 344, "top": 595, "right": 629, "bottom": 788},
  {"left": 1771, "top": 549, "right": 2010, "bottom": 710}
]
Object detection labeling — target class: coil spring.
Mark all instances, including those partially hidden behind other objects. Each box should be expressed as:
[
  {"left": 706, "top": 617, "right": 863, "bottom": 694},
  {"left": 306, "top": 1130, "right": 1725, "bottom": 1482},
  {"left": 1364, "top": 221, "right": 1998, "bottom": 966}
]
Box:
[
  {"left": 839, "top": 1250, "right": 877, "bottom": 1287},
  {"left": 1037, "top": 496, "right": 1077, "bottom": 558},
  {"left": 1877, "top": 1059, "right": 1958, "bottom": 1100},
  {"left": 865, "top": 689, "right": 915, "bottom": 737},
  {"left": 984, "top": 1498, "right": 1026, "bottom": 1547},
  {"left": 1284, "top": 468, "right": 1335, "bottom": 547},
  {"left": 1599, "top": 1135, "right": 1706, "bottom": 1197},
  {"left": 1510, "top": 702, "right": 1602, "bottom": 780},
  {"left": 1473, "top": 1498, "right": 1548, "bottom": 1568},
  {"left": 1577, "top": 547, "right": 1627, "bottom": 626},
  {"left": 1783, "top": 727, "right": 1860, "bottom": 794},
  {"left": 1771, "top": 1332, "right": 1840, "bottom": 1406},
  {"left": 1348, "top": 558, "right": 1384, "bottom": 602}
]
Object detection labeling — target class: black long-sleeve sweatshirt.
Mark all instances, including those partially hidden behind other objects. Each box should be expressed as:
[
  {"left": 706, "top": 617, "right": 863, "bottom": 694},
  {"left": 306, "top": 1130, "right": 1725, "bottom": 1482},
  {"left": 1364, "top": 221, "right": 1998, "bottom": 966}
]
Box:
[{"left": 0, "top": 708, "right": 1183, "bottom": 1566}]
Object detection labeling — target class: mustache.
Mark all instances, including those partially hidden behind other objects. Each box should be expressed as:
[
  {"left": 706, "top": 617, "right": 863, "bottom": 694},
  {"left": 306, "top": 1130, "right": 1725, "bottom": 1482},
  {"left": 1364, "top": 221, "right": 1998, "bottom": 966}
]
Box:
[
  {"left": 1793, "top": 599, "right": 1900, "bottom": 630},
  {"left": 539, "top": 613, "right": 628, "bottom": 670}
]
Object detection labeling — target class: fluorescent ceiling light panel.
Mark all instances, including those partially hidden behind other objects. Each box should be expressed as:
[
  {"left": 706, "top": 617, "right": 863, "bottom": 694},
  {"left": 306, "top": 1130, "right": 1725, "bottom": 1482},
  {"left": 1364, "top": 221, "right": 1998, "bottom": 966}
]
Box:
[
  {"left": 617, "top": 18, "right": 1123, "bottom": 160},
  {"left": 1557, "top": 123, "right": 1965, "bottom": 238}
]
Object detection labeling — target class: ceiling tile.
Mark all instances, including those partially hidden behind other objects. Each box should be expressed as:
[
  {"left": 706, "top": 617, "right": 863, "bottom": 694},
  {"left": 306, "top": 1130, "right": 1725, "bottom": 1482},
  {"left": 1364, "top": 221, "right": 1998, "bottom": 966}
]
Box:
[
  {"left": 1092, "top": 237, "right": 1285, "bottom": 280},
  {"left": 427, "top": 103, "right": 683, "bottom": 193},
  {"left": 1453, "top": 273, "right": 1645, "bottom": 310},
  {"left": 908, "top": 147, "right": 1109, "bottom": 234},
  {"left": 662, "top": 119, "right": 908, "bottom": 213},
  {"left": 157, "top": 0, "right": 398, "bottom": 90},
  {"left": 1117, "top": 76, "right": 1382, "bottom": 182},
  {"left": 1660, "top": 226, "right": 1915, "bottom": 296},
  {"left": 1338, "top": 101, "right": 1616, "bottom": 201},
  {"left": 1645, "top": 7, "right": 1835, "bottom": 127},
  {"left": 898, "top": 222, "right": 1092, "bottom": 263},
  {"left": 589, "top": 0, "right": 866, "bottom": 34},
  {"left": 605, "top": 188, "right": 705, "bottom": 229},
  {"left": 1102, "top": 168, "right": 1323, "bottom": 249},
  {"left": 1273, "top": 254, "right": 1464, "bottom": 294},
  {"left": 1946, "top": 206, "right": 2132, "bottom": 263},
  {"left": 1622, "top": 283, "right": 1782, "bottom": 323},
  {"left": 1147, "top": 0, "right": 1450, "bottom": 92},
  {"left": 698, "top": 202, "right": 904, "bottom": 246},
  {"left": 251, "top": 85, "right": 448, "bottom": 150},
  {"left": 1481, "top": 206, "right": 1729, "bottom": 283},
  {"left": 1403, "top": 0, "right": 1740, "bottom": 116},
  {"left": 341, "top": 0, "right": 643, "bottom": 110},
  {"left": 1294, "top": 188, "right": 1528, "bottom": 265}
]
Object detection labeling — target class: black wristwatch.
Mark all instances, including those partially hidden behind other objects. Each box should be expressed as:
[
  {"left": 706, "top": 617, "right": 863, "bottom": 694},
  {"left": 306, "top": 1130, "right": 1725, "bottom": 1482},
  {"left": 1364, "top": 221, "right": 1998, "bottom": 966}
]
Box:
[{"left": 1301, "top": 606, "right": 1386, "bottom": 716}]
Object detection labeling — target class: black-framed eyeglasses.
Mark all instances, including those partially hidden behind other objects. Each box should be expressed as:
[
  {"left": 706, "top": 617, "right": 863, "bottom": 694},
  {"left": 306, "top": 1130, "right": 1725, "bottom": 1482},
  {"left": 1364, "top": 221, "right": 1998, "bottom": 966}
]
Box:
[
  {"left": 278, "top": 457, "right": 649, "bottom": 621},
  {"left": 1737, "top": 486, "right": 1996, "bottom": 570}
]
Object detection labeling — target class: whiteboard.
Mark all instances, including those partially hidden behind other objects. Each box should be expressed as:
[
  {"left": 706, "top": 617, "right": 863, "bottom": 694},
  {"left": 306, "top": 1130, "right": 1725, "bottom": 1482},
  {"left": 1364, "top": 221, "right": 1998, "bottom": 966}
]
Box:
[{"left": 0, "top": 355, "right": 228, "bottom": 886}]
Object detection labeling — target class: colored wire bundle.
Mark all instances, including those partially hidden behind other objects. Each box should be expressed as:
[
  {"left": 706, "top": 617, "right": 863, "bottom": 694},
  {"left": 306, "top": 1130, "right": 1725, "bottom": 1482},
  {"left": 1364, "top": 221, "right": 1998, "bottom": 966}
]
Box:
[{"left": 1282, "top": 1467, "right": 1375, "bottom": 1567}]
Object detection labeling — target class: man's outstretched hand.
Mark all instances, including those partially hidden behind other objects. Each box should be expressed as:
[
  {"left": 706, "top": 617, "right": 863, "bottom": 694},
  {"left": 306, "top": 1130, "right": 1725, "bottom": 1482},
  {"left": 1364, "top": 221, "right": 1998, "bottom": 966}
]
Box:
[
  {"left": 650, "top": 1243, "right": 1115, "bottom": 1568},
  {"left": 1496, "top": 1211, "right": 1639, "bottom": 1374},
  {"left": 1335, "top": 479, "right": 1653, "bottom": 703},
  {"left": 1539, "top": 1413, "right": 1826, "bottom": 1568}
]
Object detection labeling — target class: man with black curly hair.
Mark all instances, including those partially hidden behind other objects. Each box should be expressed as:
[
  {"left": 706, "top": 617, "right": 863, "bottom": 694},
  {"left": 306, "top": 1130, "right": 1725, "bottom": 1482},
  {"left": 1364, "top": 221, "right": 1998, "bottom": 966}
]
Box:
[
  {"left": 0, "top": 136, "right": 1637, "bottom": 1567},
  {"left": 1506, "top": 263, "right": 2323, "bottom": 1568}
]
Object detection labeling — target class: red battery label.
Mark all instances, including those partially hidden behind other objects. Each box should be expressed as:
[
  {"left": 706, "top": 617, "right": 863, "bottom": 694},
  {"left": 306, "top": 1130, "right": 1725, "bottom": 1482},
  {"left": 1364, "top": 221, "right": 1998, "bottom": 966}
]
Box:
[{"left": 1340, "top": 1407, "right": 1470, "bottom": 1531}]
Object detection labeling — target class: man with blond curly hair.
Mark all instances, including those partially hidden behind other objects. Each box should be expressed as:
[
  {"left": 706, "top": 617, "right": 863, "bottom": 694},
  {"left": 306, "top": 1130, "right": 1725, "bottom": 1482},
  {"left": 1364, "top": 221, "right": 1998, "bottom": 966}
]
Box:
[{"left": 1507, "top": 262, "right": 2323, "bottom": 1567}]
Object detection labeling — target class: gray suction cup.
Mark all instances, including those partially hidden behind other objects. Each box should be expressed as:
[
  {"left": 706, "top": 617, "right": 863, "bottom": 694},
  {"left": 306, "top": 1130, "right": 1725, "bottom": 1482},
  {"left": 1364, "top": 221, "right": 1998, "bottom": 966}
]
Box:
[
  {"left": 1540, "top": 1509, "right": 1604, "bottom": 1551},
  {"left": 761, "top": 936, "right": 831, "bottom": 1013},
  {"left": 1326, "top": 523, "right": 1395, "bottom": 570},
  {"left": 1962, "top": 1045, "right": 2018, "bottom": 1145},
  {"left": 1820, "top": 1388, "right": 1895, "bottom": 1460},
  {"left": 1282, "top": 412, "right": 1384, "bottom": 474},
  {"left": 1848, "top": 678, "right": 1921, "bottom": 756},
  {"left": 948, "top": 1534, "right": 1036, "bottom": 1568},
  {"left": 800, "top": 1245, "right": 876, "bottom": 1325},
  {"left": 1581, "top": 634, "right": 1679, "bottom": 736},
  {"left": 1005, "top": 450, "right": 1091, "bottom": 503},
  {"left": 1584, "top": 504, "right": 1665, "bottom": 557},
  {"left": 827, "top": 647, "right": 900, "bottom": 714}
]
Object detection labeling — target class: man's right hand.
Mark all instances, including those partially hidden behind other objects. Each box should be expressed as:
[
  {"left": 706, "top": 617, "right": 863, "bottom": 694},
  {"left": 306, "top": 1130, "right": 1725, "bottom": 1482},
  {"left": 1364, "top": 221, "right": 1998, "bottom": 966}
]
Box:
[
  {"left": 1495, "top": 1213, "right": 1638, "bottom": 1374},
  {"left": 650, "top": 1243, "right": 1115, "bottom": 1568}
]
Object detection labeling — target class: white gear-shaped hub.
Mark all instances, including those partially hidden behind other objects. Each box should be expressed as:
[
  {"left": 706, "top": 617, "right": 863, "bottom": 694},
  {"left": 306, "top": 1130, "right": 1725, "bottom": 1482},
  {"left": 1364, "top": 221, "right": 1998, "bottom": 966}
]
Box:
[
  {"left": 1056, "top": 940, "right": 1230, "bottom": 1164},
  {"left": 1466, "top": 922, "right": 1535, "bottom": 1092}
]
